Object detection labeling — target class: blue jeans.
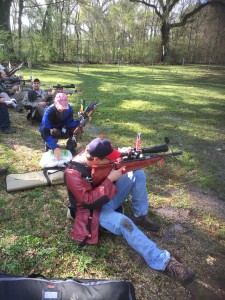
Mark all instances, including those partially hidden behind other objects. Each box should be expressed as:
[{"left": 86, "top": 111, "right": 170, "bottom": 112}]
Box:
[
  {"left": 0, "top": 103, "right": 10, "bottom": 130},
  {"left": 99, "top": 170, "right": 170, "bottom": 271}
]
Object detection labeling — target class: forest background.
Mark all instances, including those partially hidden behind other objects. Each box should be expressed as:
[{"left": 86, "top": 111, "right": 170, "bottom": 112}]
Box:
[{"left": 0, "top": 0, "right": 225, "bottom": 66}]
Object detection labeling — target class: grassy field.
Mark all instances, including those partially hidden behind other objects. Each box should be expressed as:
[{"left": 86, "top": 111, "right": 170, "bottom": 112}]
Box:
[{"left": 0, "top": 64, "right": 225, "bottom": 299}]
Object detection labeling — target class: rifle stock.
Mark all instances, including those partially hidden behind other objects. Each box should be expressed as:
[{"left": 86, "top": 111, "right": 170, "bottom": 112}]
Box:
[
  {"left": 74, "top": 100, "right": 99, "bottom": 142},
  {"left": 91, "top": 151, "right": 182, "bottom": 187},
  {"left": 8, "top": 62, "right": 24, "bottom": 76}
]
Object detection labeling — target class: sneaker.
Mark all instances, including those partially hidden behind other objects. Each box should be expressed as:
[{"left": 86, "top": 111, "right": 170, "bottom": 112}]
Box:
[
  {"left": 0, "top": 167, "right": 7, "bottom": 175},
  {"left": 133, "top": 215, "right": 160, "bottom": 231},
  {"left": 70, "top": 147, "right": 77, "bottom": 156},
  {"left": 165, "top": 257, "right": 195, "bottom": 284},
  {"left": 17, "top": 107, "right": 24, "bottom": 113},
  {"left": 45, "top": 143, "right": 50, "bottom": 152},
  {"left": 66, "top": 137, "right": 77, "bottom": 155},
  {"left": 1, "top": 128, "right": 16, "bottom": 134},
  {"left": 64, "top": 200, "right": 76, "bottom": 221},
  {"left": 67, "top": 208, "right": 75, "bottom": 221},
  {"left": 11, "top": 99, "right": 18, "bottom": 109},
  {"left": 27, "top": 112, "right": 31, "bottom": 120},
  {"left": 115, "top": 205, "right": 124, "bottom": 214},
  {"left": 5, "top": 98, "right": 18, "bottom": 109}
]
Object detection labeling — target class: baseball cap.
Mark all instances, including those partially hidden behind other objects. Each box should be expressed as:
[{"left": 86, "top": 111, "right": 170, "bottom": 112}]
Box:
[
  {"left": 88, "top": 138, "right": 121, "bottom": 161},
  {"left": 54, "top": 93, "right": 69, "bottom": 110}
]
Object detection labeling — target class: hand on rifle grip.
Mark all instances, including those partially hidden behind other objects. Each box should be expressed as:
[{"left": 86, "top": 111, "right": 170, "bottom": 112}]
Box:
[
  {"left": 73, "top": 126, "right": 84, "bottom": 141},
  {"left": 107, "top": 166, "right": 126, "bottom": 182},
  {"left": 73, "top": 126, "right": 83, "bottom": 135}
]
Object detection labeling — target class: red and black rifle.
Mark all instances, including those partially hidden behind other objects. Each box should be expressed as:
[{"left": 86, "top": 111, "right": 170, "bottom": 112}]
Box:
[
  {"left": 73, "top": 99, "right": 99, "bottom": 142},
  {"left": 52, "top": 84, "right": 80, "bottom": 95},
  {"left": 91, "top": 136, "right": 182, "bottom": 187},
  {"left": 5, "top": 62, "right": 24, "bottom": 77}
]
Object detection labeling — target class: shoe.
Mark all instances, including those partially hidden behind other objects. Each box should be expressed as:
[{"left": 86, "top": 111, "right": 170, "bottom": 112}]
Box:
[
  {"left": 17, "top": 107, "right": 24, "bottom": 113},
  {"left": 64, "top": 200, "right": 76, "bottom": 221},
  {"left": 70, "top": 147, "right": 77, "bottom": 156},
  {"left": 45, "top": 143, "right": 50, "bottom": 152},
  {"left": 5, "top": 98, "right": 18, "bottom": 109},
  {"left": 0, "top": 167, "right": 7, "bottom": 175},
  {"left": 133, "top": 215, "right": 160, "bottom": 231},
  {"left": 165, "top": 257, "right": 195, "bottom": 284},
  {"left": 115, "top": 205, "right": 124, "bottom": 214},
  {"left": 27, "top": 112, "right": 31, "bottom": 120},
  {"left": 66, "top": 137, "right": 77, "bottom": 155},
  {"left": 1, "top": 128, "right": 16, "bottom": 134},
  {"left": 67, "top": 208, "right": 75, "bottom": 221}
]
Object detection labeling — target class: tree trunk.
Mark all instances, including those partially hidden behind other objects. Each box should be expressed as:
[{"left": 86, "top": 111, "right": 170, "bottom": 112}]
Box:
[
  {"left": 0, "top": 0, "right": 15, "bottom": 57},
  {"left": 0, "top": 0, "right": 12, "bottom": 31},
  {"left": 18, "top": 0, "right": 24, "bottom": 56},
  {"left": 160, "top": 21, "right": 170, "bottom": 62}
]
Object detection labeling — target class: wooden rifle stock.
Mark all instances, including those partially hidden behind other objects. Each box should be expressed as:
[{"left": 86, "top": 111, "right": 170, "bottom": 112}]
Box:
[
  {"left": 91, "top": 151, "right": 182, "bottom": 187},
  {"left": 74, "top": 100, "right": 99, "bottom": 142}
]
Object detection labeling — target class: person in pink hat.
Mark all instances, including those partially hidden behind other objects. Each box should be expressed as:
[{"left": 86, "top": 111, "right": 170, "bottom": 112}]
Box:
[{"left": 39, "top": 93, "right": 80, "bottom": 159}]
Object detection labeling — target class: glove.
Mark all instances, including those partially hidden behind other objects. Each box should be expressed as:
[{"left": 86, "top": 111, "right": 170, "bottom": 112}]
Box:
[
  {"left": 73, "top": 126, "right": 83, "bottom": 135},
  {"left": 50, "top": 128, "right": 62, "bottom": 138}
]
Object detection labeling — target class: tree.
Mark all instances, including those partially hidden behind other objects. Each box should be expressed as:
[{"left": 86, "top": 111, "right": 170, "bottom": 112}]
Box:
[
  {"left": 0, "top": 0, "right": 13, "bottom": 31},
  {"left": 0, "top": 0, "right": 15, "bottom": 57},
  {"left": 18, "top": 0, "right": 25, "bottom": 56},
  {"left": 130, "top": 0, "right": 225, "bottom": 62}
]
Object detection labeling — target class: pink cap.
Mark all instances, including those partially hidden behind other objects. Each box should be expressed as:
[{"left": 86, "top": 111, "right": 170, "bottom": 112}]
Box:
[{"left": 54, "top": 93, "right": 69, "bottom": 110}]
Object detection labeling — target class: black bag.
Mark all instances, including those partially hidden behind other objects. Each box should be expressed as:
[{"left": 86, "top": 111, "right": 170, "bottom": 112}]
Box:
[{"left": 0, "top": 273, "right": 136, "bottom": 300}]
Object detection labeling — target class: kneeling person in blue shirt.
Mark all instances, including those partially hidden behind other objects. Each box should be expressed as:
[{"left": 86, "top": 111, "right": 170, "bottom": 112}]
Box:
[{"left": 39, "top": 93, "right": 80, "bottom": 160}]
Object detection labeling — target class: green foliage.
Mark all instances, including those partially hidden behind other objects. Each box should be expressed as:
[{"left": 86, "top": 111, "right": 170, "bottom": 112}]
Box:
[{"left": 0, "top": 30, "right": 13, "bottom": 62}]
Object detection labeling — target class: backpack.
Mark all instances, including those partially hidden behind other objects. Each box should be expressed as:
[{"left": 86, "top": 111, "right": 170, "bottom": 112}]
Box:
[
  {"left": 64, "top": 161, "right": 124, "bottom": 246},
  {"left": 64, "top": 161, "right": 92, "bottom": 220}
]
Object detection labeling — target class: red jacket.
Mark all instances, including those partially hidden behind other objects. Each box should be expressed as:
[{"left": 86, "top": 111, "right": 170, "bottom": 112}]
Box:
[{"left": 65, "top": 165, "right": 117, "bottom": 245}]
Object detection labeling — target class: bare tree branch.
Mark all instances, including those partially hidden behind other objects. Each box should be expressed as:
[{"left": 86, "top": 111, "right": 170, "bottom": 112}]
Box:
[
  {"left": 130, "top": 0, "right": 162, "bottom": 18},
  {"left": 170, "top": 0, "right": 225, "bottom": 28},
  {"left": 24, "top": 0, "right": 69, "bottom": 9}
]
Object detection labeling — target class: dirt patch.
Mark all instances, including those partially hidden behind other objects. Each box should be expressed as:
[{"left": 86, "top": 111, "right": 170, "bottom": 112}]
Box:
[
  {"left": 156, "top": 207, "right": 191, "bottom": 221},
  {"left": 153, "top": 187, "right": 225, "bottom": 300},
  {"left": 188, "top": 188, "right": 225, "bottom": 222}
]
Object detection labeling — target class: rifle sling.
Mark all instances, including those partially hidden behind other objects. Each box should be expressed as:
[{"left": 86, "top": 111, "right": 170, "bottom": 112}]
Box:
[
  {"left": 43, "top": 169, "right": 51, "bottom": 186},
  {"left": 79, "top": 210, "right": 94, "bottom": 248}
]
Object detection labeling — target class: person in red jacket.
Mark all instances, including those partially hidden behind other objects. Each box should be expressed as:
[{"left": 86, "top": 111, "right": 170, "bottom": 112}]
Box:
[{"left": 65, "top": 137, "right": 194, "bottom": 284}]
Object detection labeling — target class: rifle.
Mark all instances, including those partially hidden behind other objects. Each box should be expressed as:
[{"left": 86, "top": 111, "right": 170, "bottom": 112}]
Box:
[
  {"left": 5, "top": 77, "right": 31, "bottom": 86},
  {"left": 52, "top": 84, "right": 79, "bottom": 95},
  {"left": 91, "top": 137, "right": 182, "bottom": 187},
  {"left": 74, "top": 99, "right": 99, "bottom": 142},
  {"left": 6, "top": 62, "right": 24, "bottom": 77}
]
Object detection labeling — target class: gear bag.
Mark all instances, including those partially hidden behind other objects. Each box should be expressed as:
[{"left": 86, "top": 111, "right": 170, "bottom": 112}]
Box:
[
  {"left": 0, "top": 273, "right": 136, "bottom": 300},
  {"left": 5, "top": 169, "right": 64, "bottom": 192}
]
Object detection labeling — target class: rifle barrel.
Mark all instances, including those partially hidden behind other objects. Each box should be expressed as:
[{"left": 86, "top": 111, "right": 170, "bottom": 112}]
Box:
[
  {"left": 147, "top": 151, "right": 182, "bottom": 159},
  {"left": 121, "top": 151, "right": 182, "bottom": 160}
]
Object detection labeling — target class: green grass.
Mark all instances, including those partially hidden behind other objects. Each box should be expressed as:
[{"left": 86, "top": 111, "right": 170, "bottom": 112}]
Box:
[{"left": 0, "top": 63, "right": 225, "bottom": 299}]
